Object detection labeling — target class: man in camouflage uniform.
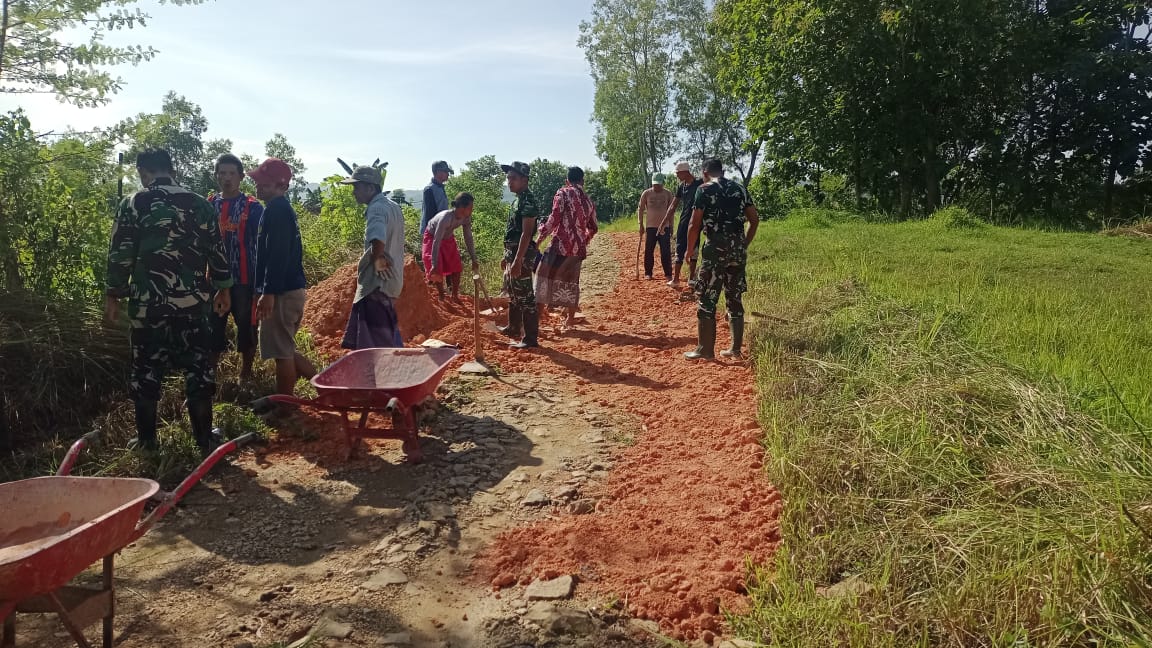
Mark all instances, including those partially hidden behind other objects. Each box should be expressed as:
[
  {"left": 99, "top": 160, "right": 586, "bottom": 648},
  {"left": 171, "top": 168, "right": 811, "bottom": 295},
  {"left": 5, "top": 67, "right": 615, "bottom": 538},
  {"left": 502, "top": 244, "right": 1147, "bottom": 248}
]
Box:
[
  {"left": 497, "top": 161, "right": 541, "bottom": 349},
  {"left": 684, "top": 158, "right": 759, "bottom": 360},
  {"left": 105, "top": 149, "right": 233, "bottom": 456}
]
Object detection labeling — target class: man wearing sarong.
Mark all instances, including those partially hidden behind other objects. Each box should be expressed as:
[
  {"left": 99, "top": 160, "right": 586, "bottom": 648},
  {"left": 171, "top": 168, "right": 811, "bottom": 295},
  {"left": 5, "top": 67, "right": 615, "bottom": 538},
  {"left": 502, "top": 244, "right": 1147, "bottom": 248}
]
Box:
[
  {"left": 340, "top": 166, "right": 404, "bottom": 349},
  {"left": 423, "top": 192, "right": 479, "bottom": 301},
  {"left": 535, "top": 166, "right": 597, "bottom": 330}
]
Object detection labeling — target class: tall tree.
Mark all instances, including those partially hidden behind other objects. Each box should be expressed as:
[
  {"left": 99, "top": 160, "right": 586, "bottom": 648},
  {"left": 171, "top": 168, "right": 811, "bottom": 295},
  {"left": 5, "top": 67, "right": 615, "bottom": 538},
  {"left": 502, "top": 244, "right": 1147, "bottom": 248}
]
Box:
[
  {"left": 116, "top": 91, "right": 210, "bottom": 193},
  {"left": 580, "top": 0, "right": 683, "bottom": 205},
  {"left": 527, "top": 158, "right": 570, "bottom": 215},
  {"left": 0, "top": 0, "right": 204, "bottom": 106}
]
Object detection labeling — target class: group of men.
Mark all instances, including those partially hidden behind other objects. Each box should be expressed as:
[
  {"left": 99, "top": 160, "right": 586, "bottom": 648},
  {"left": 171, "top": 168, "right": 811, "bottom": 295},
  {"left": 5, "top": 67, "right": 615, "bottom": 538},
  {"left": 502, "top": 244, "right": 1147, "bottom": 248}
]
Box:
[
  {"left": 638, "top": 158, "right": 759, "bottom": 360},
  {"left": 103, "top": 146, "right": 753, "bottom": 456},
  {"left": 104, "top": 149, "right": 405, "bottom": 457}
]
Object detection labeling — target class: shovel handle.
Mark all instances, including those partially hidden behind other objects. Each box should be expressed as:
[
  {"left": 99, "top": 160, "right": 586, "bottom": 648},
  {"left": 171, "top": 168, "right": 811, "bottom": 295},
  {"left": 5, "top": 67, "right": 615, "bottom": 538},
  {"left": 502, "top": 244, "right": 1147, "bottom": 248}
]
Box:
[{"left": 134, "top": 433, "right": 256, "bottom": 536}]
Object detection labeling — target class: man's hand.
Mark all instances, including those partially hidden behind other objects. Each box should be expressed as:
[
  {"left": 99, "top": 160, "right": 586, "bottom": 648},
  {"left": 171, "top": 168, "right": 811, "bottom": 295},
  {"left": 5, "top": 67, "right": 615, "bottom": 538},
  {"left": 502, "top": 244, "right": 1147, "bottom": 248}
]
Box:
[
  {"left": 374, "top": 254, "right": 391, "bottom": 278},
  {"left": 639, "top": 222, "right": 645, "bottom": 234},
  {"left": 472, "top": 261, "right": 481, "bottom": 273},
  {"left": 103, "top": 295, "right": 120, "bottom": 326},
  {"left": 429, "top": 272, "right": 443, "bottom": 282},
  {"left": 255, "top": 293, "right": 276, "bottom": 321},
  {"left": 213, "top": 289, "right": 231, "bottom": 317},
  {"left": 510, "top": 259, "right": 523, "bottom": 278}
]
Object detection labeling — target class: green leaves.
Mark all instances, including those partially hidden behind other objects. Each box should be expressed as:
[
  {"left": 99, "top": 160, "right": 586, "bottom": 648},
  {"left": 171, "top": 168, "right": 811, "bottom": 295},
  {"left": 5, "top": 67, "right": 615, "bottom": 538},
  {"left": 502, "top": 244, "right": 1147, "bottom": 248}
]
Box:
[{"left": 0, "top": 0, "right": 205, "bottom": 107}]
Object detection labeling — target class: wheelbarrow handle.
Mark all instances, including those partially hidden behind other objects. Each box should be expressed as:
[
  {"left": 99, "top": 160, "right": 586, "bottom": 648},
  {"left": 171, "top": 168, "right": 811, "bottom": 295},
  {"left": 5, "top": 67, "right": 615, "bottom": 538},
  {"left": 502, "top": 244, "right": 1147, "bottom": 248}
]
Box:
[
  {"left": 57, "top": 430, "right": 101, "bottom": 476},
  {"left": 134, "top": 432, "right": 256, "bottom": 537}
]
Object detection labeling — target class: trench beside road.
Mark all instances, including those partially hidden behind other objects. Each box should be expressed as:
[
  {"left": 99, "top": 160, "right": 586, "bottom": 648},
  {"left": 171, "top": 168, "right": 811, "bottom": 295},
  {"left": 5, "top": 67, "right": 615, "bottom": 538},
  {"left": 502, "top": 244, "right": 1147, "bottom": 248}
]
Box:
[{"left": 17, "top": 233, "right": 779, "bottom": 648}]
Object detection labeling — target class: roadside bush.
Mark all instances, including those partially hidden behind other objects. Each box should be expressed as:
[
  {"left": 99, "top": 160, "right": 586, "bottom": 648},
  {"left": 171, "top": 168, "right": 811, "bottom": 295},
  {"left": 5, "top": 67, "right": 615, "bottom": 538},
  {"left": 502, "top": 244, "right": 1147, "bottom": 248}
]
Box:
[{"left": 931, "top": 205, "right": 986, "bottom": 229}]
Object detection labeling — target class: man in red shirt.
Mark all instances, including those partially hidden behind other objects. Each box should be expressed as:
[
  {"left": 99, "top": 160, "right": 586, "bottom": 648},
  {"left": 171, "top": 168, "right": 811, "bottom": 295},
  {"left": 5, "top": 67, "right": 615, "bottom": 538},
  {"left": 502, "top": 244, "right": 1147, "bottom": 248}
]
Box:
[
  {"left": 535, "top": 166, "right": 598, "bottom": 330},
  {"left": 207, "top": 154, "right": 264, "bottom": 380}
]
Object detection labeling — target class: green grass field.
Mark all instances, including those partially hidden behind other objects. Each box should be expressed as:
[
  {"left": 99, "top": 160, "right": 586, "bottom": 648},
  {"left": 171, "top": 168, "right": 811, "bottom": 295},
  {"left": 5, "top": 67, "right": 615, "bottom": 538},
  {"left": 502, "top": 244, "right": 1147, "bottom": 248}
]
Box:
[{"left": 734, "top": 208, "right": 1152, "bottom": 646}]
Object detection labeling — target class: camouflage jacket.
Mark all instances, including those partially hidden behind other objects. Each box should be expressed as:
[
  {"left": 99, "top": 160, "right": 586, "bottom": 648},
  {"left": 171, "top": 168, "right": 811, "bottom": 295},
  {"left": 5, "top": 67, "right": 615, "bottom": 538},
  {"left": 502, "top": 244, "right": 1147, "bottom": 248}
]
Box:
[
  {"left": 106, "top": 178, "right": 233, "bottom": 326},
  {"left": 693, "top": 177, "right": 757, "bottom": 264},
  {"left": 504, "top": 188, "right": 541, "bottom": 253}
]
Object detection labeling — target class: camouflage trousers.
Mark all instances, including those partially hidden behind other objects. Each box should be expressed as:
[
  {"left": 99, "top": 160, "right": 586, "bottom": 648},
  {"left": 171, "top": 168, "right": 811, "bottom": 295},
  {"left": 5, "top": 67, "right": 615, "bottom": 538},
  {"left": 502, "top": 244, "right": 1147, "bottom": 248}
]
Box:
[
  {"left": 696, "top": 258, "right": 747, "bottom": 319},
  {"left": 130, "top": 316, "right": 216, "bottom": 402},
  {"left": 504, "top": 243, "right": 538, "bottom": 309}
]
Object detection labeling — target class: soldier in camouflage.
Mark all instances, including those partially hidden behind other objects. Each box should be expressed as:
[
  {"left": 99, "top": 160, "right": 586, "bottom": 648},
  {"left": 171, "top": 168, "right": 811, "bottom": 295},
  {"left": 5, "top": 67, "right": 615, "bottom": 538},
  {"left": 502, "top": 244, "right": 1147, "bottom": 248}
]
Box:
[
  {"left": 497, "top": 161, "right": 542, "bottom": 349},
  {"left": 684, "top": 158, "right": 759, "bottom": 360},
  {"left": 105, "top": 149, "right": 234, "bottom": 456}
]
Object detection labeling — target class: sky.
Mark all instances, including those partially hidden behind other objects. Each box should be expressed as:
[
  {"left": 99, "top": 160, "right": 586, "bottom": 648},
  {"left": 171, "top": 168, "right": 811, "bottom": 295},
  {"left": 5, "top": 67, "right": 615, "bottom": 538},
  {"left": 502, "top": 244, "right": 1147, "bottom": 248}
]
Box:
[{"left": 5, "top": 0, "right": 602, "bottom": 191}]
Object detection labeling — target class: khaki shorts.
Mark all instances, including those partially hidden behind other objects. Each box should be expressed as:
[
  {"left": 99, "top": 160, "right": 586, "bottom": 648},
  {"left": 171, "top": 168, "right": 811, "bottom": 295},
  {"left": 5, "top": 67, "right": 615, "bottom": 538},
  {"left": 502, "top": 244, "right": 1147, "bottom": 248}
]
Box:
[{"left": 259, "top": 289, "right": 306, "bottom": 360}]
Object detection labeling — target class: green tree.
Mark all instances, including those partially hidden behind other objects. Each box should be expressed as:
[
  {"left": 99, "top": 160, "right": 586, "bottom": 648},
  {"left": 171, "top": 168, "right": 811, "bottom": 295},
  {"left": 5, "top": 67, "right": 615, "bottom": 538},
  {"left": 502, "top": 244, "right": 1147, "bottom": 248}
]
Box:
[
  {"left": 584, "top": 168, "right": 619, "bottom": 221},
  {"left": 116, "top": 91, "right": 211, "bottom": 193},
  {"left": 0, "top": 0, "right": 204, "bottom": 106},
  {"left": 527, "top": 158, "right": 570, "bottom": 215},
  {"left": 390, "top": 187, "right": 410, "bottom": 206},
  {"left": 445, "top": 155, "right": 509, "bottom": 263},
  {"left": 579, "top": 0, "right": 683, "bottom": 203}
]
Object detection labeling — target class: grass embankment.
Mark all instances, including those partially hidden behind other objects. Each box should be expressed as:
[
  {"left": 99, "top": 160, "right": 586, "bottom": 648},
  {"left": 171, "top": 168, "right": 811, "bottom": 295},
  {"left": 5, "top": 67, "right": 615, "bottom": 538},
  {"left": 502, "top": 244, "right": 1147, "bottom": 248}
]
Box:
[{"left": 735, "top": 208, "right": 1152, "bottom": 646}]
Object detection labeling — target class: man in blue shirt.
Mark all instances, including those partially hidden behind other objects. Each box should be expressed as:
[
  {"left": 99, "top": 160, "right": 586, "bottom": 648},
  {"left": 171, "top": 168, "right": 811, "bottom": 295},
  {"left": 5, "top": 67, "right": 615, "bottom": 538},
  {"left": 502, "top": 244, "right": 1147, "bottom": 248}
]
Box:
[
  {"left": 420, "top": 160, "right": 452, "bottom": 239},
  {"left": 249, "top": 158, "right": 315, "bottom": 396}
]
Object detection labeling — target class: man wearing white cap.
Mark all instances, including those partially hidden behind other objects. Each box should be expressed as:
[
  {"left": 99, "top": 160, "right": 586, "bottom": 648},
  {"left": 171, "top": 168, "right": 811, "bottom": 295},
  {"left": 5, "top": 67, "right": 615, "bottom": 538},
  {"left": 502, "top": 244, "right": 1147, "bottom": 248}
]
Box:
[{"left": 660, "top": 161, "right": 705, "bottom": 288}]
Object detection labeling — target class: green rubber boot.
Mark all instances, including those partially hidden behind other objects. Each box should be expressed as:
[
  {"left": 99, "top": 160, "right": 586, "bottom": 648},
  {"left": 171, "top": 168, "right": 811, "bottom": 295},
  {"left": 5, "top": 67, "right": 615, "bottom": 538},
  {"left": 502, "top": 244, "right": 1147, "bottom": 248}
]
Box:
[
  {"left": 720, "top": 316, "right": 745, "bottom": 359},
  {"left": 684, "top": 313, "right": 716, "bottom": 360}
]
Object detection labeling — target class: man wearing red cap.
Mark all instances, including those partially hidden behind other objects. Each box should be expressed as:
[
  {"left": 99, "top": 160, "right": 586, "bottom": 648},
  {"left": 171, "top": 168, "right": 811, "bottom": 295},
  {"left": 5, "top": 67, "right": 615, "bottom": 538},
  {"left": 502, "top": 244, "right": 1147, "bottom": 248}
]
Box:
[{"left": 249, "top": 158, "right": 315, "bottom": 396}]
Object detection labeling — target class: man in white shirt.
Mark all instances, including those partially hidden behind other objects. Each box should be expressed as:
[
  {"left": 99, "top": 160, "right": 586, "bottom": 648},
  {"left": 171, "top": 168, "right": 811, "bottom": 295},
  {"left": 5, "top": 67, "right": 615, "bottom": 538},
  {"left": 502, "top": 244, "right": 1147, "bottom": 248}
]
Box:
[{"left": 340, "top": 166, "right": 406, "bottom": 349}]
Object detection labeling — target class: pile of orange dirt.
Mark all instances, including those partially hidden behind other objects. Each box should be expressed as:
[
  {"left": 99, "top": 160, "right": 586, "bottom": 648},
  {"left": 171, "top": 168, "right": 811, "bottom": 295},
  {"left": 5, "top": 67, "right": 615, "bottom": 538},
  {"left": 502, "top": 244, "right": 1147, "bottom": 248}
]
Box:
[
  {"left": 472, "top": 233, "right": 782, "bottom": 644},
  {"left": 301, "top": 256, "right": 457, "bottom": 358}
]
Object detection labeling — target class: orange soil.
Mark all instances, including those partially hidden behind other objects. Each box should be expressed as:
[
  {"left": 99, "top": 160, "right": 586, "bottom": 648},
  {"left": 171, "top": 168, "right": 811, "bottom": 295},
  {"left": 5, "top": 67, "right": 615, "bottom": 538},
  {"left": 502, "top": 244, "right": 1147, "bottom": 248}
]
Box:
[{"left": 297, "top": 235, "right": 781, "bottom": 642}]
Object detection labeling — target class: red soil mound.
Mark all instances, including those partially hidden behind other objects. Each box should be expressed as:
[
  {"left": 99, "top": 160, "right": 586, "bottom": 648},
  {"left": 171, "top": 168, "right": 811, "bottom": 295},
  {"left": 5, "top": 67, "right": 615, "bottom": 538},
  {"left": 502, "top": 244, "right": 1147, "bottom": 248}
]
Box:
[{"left": 301, "top": 256, "right": 450, "bottom": 358}]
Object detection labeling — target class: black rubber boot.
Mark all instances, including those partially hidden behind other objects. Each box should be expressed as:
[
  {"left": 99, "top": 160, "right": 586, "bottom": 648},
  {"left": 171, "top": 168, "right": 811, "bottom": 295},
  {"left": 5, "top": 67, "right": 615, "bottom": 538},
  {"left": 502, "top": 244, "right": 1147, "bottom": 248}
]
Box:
[
  {"left": 721, "top": 316, "right": 745, "bottom": 359},
  {"left": 133, "top": 399, "right": 159, "bottom": 451},
  {"left": 511, "top": 307, "right": 540, "bottom": 349},
  {"left": 186, "top": 399, "right": 217, "bottom": 458},
  {"left": 684, "top": 313, "right": 716, "bottom": 360},
  {"left": 498, "top": 305, "right": 523, "bottom": 339}
]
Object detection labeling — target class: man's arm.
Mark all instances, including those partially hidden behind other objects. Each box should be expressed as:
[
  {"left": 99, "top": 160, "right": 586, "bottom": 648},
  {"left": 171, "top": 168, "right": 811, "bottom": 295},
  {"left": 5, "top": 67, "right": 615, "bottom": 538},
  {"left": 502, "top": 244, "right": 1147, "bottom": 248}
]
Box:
[
  {"left": 435, "top": 185, "right": 449, "bottom": 213},
  {"left": 462, "top": 220, "right": 478, "bottom": 268},
  {"left": 512, "top": 217, "right": 535, "bottom": 274},
  {"left": 366, "top": 203, "right": 393, "bottom": 276},
  {"left": 105, "top": 197, "right": 138, "bottom": 323},
  {"left": 429, "top": 219, "right": 448, "bottom": 275},
  {"left": 637, "top": 191, "right": 647, "bottom": 232},
  {"left": 199, "top": 198, "right": 233, "bottom": 316},
  {"left": 686, "top": 208, "right": 704, "bottom": 260},
  {"left": 420, "top": 186, "right": 435, "bottom": 237},
  {"left": 258, "top": 210, "right": 289, "bottom": 296},
  {"left": 744, "top": 205, "right": 760, "bottom": 248}
]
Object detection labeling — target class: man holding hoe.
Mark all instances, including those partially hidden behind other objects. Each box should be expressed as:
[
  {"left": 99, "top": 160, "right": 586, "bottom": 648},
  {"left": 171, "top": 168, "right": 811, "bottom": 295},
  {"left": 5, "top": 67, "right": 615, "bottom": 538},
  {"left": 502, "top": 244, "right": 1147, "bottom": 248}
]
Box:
[
  {"left": 660, "top": 161, "right": 704, "bottom": 289},
  {"left": 684, "top": 158, "right": 759, "bottom": 361}
]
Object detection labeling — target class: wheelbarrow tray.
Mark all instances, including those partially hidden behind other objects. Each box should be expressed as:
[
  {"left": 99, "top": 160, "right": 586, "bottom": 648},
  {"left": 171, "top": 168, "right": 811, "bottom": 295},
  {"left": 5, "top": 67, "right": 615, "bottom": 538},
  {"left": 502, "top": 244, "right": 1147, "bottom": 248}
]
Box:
[
  {"left": 310, "top": 347, "right": 459, "bottom": 407},
  {"left": 0, "top": 477, "right": 159, "bottom": 602}
]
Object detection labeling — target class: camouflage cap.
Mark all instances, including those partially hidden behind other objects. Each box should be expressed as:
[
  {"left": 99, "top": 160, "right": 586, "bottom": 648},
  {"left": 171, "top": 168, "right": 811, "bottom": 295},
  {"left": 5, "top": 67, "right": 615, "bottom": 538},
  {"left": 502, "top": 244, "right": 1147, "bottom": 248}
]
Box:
[
  {"left": 500, "top": 161, "right": 531, "bottom": 178},
  {"left": 340, "top": 166, "right": 383, "bottom": 187}
]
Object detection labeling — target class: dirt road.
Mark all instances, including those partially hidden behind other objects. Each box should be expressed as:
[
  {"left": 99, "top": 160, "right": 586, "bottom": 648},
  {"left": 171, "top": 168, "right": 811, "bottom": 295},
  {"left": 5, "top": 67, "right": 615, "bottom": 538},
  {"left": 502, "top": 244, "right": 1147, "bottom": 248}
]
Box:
[{"left": 12, "top": 234, "right": 779, "bottom": 647}]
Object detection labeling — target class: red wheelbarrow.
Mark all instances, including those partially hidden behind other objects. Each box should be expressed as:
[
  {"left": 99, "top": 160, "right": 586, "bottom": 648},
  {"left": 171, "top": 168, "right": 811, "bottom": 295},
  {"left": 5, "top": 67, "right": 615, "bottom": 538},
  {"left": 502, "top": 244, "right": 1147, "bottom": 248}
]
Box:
[
  {"left": 0, "top": 431, "right": 254, "bottom": 648},
  {"left": 258, "top": 347, "right": 459, "bottom": 463}
]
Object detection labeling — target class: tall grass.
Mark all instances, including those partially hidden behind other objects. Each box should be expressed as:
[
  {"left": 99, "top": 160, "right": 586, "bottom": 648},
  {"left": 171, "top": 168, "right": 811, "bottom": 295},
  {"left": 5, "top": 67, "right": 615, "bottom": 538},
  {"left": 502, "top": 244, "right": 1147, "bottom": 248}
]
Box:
[{"left": 736, "top": 209, "right": 1152, "bottom": 646}]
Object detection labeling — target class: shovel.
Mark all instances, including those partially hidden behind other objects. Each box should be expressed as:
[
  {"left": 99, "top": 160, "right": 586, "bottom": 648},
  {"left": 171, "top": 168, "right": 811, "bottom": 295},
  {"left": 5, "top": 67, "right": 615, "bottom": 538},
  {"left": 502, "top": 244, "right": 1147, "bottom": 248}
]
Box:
[{"left": 459, "top": 274, "right": 493, "bottom": 376}]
